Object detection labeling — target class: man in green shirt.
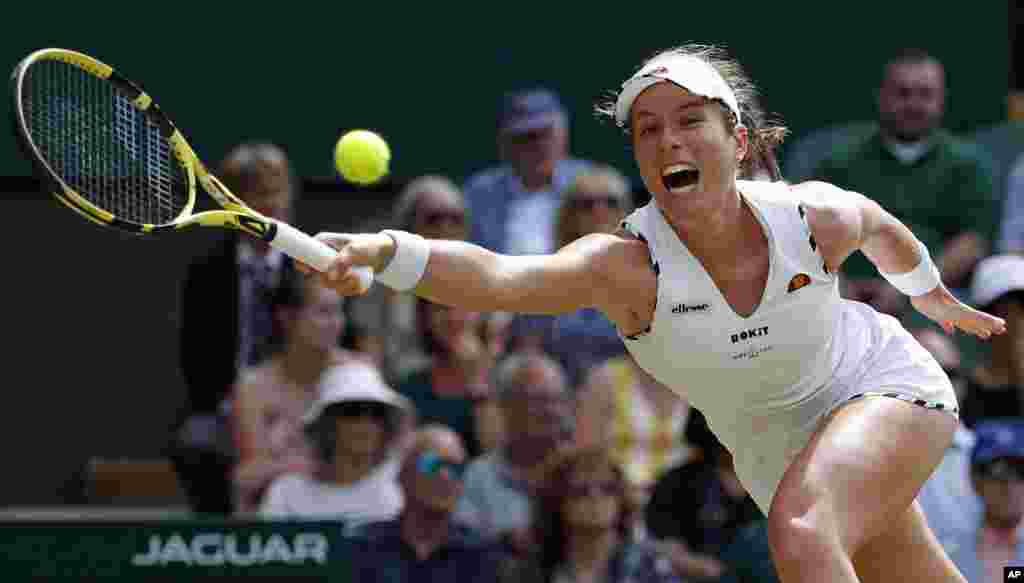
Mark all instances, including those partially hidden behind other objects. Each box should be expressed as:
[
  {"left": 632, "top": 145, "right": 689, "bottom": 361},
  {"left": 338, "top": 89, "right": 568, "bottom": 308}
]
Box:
[{"left": 812, "top": 49, "right": 997, "bottom": 316}]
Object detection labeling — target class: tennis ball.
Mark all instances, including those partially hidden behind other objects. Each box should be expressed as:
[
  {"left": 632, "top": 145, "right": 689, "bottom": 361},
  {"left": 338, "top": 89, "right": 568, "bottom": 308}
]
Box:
[{"left": 335, "top": 130, "right": 390, "bottom": 185}]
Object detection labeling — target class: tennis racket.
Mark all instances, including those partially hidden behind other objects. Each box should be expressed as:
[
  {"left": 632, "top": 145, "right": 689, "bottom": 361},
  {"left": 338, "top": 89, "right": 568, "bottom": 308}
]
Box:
[{"left": 10, "top": 47, "right": 373, "bottom": 289}]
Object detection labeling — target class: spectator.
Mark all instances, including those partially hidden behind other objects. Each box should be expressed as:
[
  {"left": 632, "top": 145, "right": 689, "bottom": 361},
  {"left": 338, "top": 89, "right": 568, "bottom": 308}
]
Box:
[
  {"left": 811, "top": 48, "right": 997, "bottom": 315},
  {"left": 509, "top": 165, "right": 633, "bottom": 386},
  {"left": 454, "top": 352, "right": 573, "bottom": 552},
  {"left": 395, "top": 299, "right": 505, "bottom": 457},
  {"left": 171, "top": 141, "right": 299, "bottom": 514},
  {"left": 960, "top": 254, "right": 1024, "bottom": 427},
  {"left": 646, "top": 410, "right": 775, "bottom": 582},
  {"left": 514, "top": 445, "right": 680, "bottom": 583},
  {"left": 348, "top": 175, "right": 469, "bottom": 383},
  {"left": 464, "top": 88, "right": 592, "bottom": 255},
  {"left": 348, "top": 425, "right": 511, "bottom": 582},
  {"left": 260, "top": 364, "right": 412, "bottom": 524},
  {"left": 231, "top": 271, "right": 371, "bottom": 513},
  {"left": 575, "top": 354, "right": 692, "bottom": 504},
  {"left": 946, "top": 420, "right": 1024, "bottom": 582},
  {"left": 554, "top": 165, "right": 635, "bottom": 251},
  {"left": 781, "top": 122, "right": 876, "bottom": 184},
  {"left": 908, "top": 328, "right": 982, "bottom": 555}
]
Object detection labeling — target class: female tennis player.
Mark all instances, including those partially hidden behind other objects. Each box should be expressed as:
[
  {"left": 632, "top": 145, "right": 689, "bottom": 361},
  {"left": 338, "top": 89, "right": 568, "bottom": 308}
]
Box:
[{"left": 307, "top": 45, "right": 1003, "bottom": 582}]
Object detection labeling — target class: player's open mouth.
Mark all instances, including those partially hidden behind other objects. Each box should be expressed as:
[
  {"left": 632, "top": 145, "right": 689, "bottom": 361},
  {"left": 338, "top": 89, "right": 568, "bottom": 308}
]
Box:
[{"left": 662, "top": 164, "right": 699, "bottom": 192}]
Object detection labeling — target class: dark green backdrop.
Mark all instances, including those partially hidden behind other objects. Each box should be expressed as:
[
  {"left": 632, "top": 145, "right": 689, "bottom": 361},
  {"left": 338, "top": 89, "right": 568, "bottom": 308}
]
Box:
[
  {"left": 2, "top": 3, "right": 1011, "bottom": 184},
  {"left": 0, "top": 3, "right": 1011, "bottom": 505}
]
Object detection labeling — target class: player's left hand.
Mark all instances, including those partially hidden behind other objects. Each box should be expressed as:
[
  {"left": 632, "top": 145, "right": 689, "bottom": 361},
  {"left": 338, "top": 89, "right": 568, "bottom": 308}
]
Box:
[{"left": 911, "top": 285, "right": 1006, "bottom": 339}]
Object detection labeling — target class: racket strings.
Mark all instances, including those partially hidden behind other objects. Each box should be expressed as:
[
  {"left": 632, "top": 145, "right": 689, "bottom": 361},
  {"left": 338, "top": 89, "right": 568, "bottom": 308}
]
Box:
[{"left": 23, "top": 60, "right": 189, "bottom": 225}]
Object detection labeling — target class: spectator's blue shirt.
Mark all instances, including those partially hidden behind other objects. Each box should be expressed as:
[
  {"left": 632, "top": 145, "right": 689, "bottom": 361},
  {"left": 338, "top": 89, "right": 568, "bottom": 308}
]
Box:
[
  {"left": 453, "top": 450, "right": 533, "bottom": 537},
  {"left": 347, "top": 518, "right": 509, "bottom": 583},
  {"left": 464, "top": 158, "right": 591, "bottom": 254}
]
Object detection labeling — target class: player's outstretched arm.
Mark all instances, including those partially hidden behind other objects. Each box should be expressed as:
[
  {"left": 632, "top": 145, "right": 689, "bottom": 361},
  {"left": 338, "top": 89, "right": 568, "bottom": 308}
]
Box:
[
  {"left": 798, "top": 181, "right": 1005, "bottom": 338},
  {"left": 309, "top": 231, "right": 622, "bottom": 315}
]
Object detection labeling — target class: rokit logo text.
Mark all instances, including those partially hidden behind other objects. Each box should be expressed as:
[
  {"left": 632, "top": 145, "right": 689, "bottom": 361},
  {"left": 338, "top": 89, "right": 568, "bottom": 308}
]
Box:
[{"left": 731, "top": 326, "right": 768, "bottom": 343}]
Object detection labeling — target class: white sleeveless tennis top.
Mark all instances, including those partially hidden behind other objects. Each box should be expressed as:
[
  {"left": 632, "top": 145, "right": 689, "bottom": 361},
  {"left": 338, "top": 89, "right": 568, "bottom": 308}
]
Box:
[
  {"left": 620, "top": 180, "right": 838, "bottom": 419},
  {"left": 619, "top": 180, "right": 955, "bottom": 508}
]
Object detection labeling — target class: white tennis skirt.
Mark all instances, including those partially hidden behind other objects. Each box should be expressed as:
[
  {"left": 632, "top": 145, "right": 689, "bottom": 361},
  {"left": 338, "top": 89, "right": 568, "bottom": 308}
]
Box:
[{"left": 725, "top": 301, "right": 958, "bottom": 515}]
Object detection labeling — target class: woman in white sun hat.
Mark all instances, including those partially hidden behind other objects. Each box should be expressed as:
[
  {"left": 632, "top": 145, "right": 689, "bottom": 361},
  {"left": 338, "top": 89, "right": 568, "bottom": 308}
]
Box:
[
  {"left": 305, "top": 44, "right": 1004, "bottom": 582},
  {"left": 260, "top": 363, "right": 413, "bottom": 525}
]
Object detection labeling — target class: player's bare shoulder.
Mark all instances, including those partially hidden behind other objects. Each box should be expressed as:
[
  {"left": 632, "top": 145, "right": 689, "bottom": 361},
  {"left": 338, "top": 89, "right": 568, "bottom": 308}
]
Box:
[
  {"left": 789, "top": 180, "right": 854, "bottom": 207},
  {"left": 789, "top": 180, "right": 866, "bottom": 271},
  {"left": 558, "top": 229, "right": 650, "bottom": 275},
  {"left": 616, "top": 223, "right": 657, "bottom": 259},
  {"left": 591, "top": 227, "right": 657, "bottom": 287},
  {"left": 586, "top": 227, "right": 658, "bottom": 333},
  {"left": 549, "top": 229, "right": 655, "bottom": 329}
]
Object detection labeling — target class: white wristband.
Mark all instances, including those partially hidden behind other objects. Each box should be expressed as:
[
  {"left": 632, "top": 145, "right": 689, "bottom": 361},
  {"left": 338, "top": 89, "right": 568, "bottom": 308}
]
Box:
[
  {"left": 376, "top": 230, "right": 430, "bottom": 291},
  {"left": 880, "top": 239, "right": 941, "bottom": 296}
]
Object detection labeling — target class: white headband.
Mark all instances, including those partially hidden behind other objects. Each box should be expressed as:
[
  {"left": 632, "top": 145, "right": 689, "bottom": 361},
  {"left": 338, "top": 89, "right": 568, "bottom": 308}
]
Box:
[{"left": 614, "top": 54, "right": 742, "bottom": 129}]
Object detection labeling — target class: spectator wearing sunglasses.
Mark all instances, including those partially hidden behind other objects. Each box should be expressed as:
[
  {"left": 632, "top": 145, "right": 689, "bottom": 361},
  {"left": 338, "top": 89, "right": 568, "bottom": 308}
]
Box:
[
  {"left": 348, "top": 425, "right": 512, "bottom": 582},
  {"left": 946, "top": 420, "right": 1024, "bottom": 582},
  {"left": 509, "top": 166, "right": 634, "bottom": 388},
  {"left": 260, "top": 364, "right": 413, "bottom": 525},
  {"left": 505, "top": 445, "right": 679, "bottom": 583},
  {"left": 554, "top": 166, "right": 635, "bottom": 250},
  {"left": 348, "top": 175, "right": 470, "bottom": 384}
]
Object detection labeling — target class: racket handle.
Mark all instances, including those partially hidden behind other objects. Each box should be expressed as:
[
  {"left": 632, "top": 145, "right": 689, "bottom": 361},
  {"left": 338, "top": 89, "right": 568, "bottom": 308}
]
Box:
[{"left": 269, "top": 221, "right": 374, "bottom": 291}]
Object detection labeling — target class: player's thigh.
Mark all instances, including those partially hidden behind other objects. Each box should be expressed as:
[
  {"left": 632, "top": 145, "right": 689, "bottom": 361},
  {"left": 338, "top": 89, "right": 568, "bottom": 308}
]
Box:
[
  {"left": 769, "top": 394, "right": 957, "bottom": 553},
  {"left": 852, "top": 501, "right": 967, "bottom": 583}
]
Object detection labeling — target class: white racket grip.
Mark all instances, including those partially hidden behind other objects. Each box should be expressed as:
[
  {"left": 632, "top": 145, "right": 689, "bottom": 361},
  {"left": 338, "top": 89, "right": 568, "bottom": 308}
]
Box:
[{"left": 270, "top": 221, "right": 374, "bottom": 291}]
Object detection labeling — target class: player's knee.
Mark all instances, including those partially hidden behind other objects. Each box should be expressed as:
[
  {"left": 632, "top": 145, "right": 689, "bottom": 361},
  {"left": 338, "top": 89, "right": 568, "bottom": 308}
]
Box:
[{"left": 767, "top": 506, "right": 842, "bottom": 570}]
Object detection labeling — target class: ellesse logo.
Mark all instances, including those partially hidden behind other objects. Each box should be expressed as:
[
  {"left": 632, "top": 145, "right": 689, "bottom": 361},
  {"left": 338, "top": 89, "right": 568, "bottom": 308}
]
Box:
[
  {"left": 672, "top": 303, "right": 710, "bottom": 314},
  {"left": 787, "top": 273, "right": 811, "bottom": 293}
]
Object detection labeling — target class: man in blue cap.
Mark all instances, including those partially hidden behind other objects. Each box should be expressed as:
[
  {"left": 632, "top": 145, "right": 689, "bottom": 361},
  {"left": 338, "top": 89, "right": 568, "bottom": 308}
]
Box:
[
  {"left": 946, "top": 419, "right": 1024, "bottom": 582},
  {"left": 463, "top": 88, "right": 592, "bottom": 255}
]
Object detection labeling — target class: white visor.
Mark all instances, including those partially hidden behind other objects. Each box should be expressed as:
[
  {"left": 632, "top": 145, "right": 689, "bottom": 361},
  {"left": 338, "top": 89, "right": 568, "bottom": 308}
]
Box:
[{"left": 615, "top": 54, "right": 742, "bottom": 129}]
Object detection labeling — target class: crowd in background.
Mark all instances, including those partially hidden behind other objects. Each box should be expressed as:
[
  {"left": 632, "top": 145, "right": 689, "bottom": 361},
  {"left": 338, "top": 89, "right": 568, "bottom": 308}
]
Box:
[{"left": 165, "top": 48, "right": 1024, "bottom": 582}]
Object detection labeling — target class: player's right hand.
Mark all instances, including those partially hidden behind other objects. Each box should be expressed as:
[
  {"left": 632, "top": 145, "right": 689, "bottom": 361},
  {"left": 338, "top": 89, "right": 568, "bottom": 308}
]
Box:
[{"left": 300, "top": 232, "right": 395, "bottom": 295}]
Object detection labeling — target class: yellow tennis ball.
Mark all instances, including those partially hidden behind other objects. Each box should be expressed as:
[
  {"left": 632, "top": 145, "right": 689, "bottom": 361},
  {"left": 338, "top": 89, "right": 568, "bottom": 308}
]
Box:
[{"left": 335, "top": 130, "right": 390, "bottom": 185}]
